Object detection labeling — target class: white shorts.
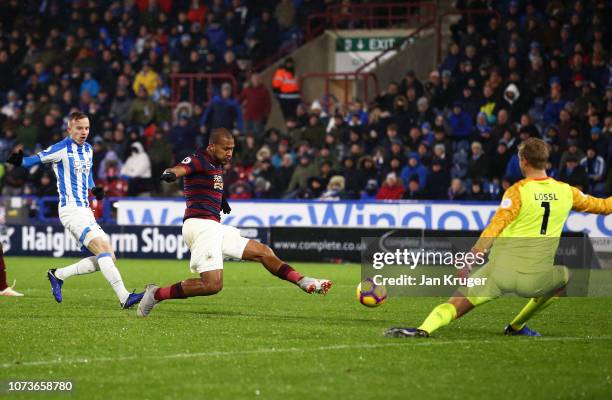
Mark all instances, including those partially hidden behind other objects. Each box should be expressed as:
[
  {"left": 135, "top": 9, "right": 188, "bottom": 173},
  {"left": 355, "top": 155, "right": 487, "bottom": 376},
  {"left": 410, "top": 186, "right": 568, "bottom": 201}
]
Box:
[
  {"left": 59, "top": 206, "right": 106, "bottom": 249},
  {"left": 182, "top": 218, "right": 250, "bottom": 274}
]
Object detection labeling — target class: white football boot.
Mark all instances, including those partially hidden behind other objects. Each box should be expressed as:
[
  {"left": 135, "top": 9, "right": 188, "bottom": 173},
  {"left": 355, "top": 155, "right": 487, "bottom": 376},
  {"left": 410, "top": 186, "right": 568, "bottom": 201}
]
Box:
[
  {"left": 298, "top": 277, "right": 333, "bottom": 295},
  {"left": 136, "top": 284, "right": 160, "bottom": 317},
  {"left": 0, "top": 280, "right": 24, "bottom": 297}
]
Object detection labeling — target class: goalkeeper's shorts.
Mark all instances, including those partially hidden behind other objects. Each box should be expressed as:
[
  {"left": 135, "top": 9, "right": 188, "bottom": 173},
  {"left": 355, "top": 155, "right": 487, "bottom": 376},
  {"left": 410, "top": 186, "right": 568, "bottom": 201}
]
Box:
[{"left": 463, "top": 263, "right": 570, "bottom": 306}]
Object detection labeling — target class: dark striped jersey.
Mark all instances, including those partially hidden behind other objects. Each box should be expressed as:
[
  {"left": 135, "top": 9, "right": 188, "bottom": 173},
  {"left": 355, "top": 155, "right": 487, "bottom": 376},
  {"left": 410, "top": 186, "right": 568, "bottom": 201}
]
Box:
[{"left": 179, "top": 149, "right": 224, "bottom": 222}]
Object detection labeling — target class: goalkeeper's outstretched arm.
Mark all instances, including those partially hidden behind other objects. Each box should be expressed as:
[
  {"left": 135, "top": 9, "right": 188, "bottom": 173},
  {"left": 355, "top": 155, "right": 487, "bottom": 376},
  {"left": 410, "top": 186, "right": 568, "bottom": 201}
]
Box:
[{"left": 570, "top": 187, "right": 612, "bottom": 214}]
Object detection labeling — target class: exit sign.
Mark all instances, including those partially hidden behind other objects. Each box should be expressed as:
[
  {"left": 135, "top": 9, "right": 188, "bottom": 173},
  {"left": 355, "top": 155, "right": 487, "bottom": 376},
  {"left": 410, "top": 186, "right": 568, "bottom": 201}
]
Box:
[
  {"left": 335, "top": 37, "right": 404, "bottom": 72},
  {"left": 336, "top": 37, "right": 403, "bottom": 52}
]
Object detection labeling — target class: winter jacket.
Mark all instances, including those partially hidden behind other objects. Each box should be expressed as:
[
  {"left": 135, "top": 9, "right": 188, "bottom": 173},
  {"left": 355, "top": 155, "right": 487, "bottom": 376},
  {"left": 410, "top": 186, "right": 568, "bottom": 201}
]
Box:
[
  {"left": 376, "top": 184, "right": 405, "bottom": 200},
  {"left": 447, "top": 110, "right": 473, "bottom": 138},
  {"left": 238, "top": 85, "right": 271, "bottom": 122},
  {"left": 201, "top": 95, "right": 243, "bottom": 131},
  {"left": 121, "top": 142, "right": 152, "bottom": 178}
]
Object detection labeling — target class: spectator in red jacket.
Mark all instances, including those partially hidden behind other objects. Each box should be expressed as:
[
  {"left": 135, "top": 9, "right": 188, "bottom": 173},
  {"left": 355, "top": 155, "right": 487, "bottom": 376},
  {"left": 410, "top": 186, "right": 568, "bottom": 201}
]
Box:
[
  {"left": 187, "top": 0, "right": 207, "bottom": 24},
  {"left": 239, "top": 73, "right": 272, "bottom": 138},
  {"left": 97, "top": 165, "right": 129, "bottom": 198},
  {"left": 90, "top": 164, "right": 130, "bottom": 219},
  {"left": 376, "top": 172, "right": 405, "bottom": 200}
]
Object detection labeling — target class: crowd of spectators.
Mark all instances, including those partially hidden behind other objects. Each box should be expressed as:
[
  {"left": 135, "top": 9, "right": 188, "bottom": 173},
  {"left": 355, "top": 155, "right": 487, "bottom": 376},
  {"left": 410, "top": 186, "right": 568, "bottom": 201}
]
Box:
[
  {"left": 223, "top": 0, "right": 610, "bottom": 201},
  {"left": 0, "top": 0, "right": 610, "bottom": 204},
  {"left": 0, "top": 0, "right": 334, "bottom": 198}
]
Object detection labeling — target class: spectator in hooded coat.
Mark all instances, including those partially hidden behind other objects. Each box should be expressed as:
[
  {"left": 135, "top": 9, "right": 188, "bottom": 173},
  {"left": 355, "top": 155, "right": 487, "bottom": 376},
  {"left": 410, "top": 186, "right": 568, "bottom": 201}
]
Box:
[{"left": 121, "top": 141, "right": 152, "bottom": 196}]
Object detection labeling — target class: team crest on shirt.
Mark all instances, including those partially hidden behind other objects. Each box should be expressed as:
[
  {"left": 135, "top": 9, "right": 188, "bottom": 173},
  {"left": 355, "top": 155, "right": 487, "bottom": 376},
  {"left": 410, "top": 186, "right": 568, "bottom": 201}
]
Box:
[
  {"left": 213, "top": 175, "right": 223, "bottom": 190},
  {"left": 73, "top": 159, "right": 92, "bottom": 174},
  {"left": 500, "top": 198, "right": 512, "bottom": 209}
]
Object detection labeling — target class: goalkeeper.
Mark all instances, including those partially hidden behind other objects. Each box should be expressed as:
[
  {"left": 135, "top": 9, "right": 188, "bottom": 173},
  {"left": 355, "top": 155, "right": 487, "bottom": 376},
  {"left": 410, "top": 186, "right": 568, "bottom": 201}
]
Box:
[{"left": 385, "top": 138, "right": 612, "bottom": 337}]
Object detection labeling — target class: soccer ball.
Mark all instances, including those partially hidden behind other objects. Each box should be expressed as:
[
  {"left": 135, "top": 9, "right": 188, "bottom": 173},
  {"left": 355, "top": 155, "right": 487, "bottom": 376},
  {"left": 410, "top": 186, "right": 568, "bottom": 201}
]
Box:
[{"left": 356, "top": 278, "right": 387, "bottom": 307}]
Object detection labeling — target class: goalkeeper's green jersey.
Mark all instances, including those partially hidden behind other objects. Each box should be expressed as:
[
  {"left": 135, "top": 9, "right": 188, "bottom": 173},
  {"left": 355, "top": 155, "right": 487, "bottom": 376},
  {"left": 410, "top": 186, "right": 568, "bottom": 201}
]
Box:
[{"left": 474, "top": 177, "right": 612, "bottom": 272}]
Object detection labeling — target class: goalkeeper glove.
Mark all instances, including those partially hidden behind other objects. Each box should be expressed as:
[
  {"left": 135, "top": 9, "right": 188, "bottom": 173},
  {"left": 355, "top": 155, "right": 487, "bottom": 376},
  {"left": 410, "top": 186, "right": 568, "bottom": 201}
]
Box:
[
  {"left": 160, "top": 170, "right": 177, "bottom": 182},
  {"left": 7, "top": 150, "right": 23, "bottom": 166},
  {"left": 91, "top": 186, "right": 104, "bottom": 201},
  {"left": 221, "top": 196, "right": 231, "bottom": 214},
  {"left": 457, "top": 247, "right": 485, "bottom": 280}
]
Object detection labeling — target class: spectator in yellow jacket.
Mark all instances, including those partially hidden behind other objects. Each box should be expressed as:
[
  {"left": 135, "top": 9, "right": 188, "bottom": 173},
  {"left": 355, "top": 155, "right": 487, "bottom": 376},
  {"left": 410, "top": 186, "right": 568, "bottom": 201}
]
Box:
[{"left": 132, "top": 62, "right": 160, "bottom": 97}]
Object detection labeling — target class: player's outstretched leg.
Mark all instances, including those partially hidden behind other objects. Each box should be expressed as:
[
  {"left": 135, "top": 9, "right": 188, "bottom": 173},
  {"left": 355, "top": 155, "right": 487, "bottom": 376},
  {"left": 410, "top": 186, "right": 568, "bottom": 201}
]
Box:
[
  {"left": 504, "top": 286, "right": 565, "bottom": 337},
  {"left": 385, "top": 295, "right": 478, "bottom": 338},
  {"left": 505, "top": 268, "right": 569, "bottom": 336},
  {"left": 0, "top": 246, "right": 23, "bottom": 297},
  {"left": 46, "top": 256, "right": 99, "bottom": 303},
  {"left": 87, "top": 237, "right": 143, "bottom": 309},
  {"left": 241, "top": 240, "right": 332, "bottom": 295},
  {"left": 137, "top": 270, "right": 222, "bottom": 317},
  {"left": 54, "top": 256, "right": 99, "bottom": 280}
]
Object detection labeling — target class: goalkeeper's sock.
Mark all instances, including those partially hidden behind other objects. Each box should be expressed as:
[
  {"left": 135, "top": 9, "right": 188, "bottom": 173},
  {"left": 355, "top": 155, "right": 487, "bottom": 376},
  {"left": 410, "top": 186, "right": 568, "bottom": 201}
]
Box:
[
  {"left": 509, "top": 294, "right": 558, "bottom": 331},
  {"left": 154, "top": 282, "right": 187, "bottom": 301},
  {"left": 418, "top": 303, "right": 458, "bottom": 334},
  {"left": 0, "top": 248, "right": 7, "bottom": 290},
  {"left": 55, "top": 256, "right": 98, "bottom": 280},
  {"left": 275, "top": 263, "right": 303, "bottom": 284},
  {"left": 97, "top": 253, "right": 130, "bottom": 304}
]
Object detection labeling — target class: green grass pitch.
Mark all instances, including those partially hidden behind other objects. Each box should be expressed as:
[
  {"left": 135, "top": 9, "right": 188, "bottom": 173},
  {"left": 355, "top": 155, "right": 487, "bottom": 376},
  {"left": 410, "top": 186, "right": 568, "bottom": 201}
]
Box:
[{"left": 2, "top": 257, "right": 612, "bottom": 400}]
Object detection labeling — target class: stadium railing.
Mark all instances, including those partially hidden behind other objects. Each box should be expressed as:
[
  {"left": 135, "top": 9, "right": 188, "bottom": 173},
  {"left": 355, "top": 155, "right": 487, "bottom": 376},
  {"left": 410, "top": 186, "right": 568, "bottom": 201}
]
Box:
[
  {"left": 354, "top": 20, "right": 437, "bottom": 74},
  {"left": 354, "top": 8, "right": 499, "bottom": 74},
  {"left": 252, "top": 2, "right": 438, "bottom": 72},
  {"left": 435, "top": 9, "right": 501, "bottom": 63},
  {"left": 298, "top": 72, "right": 379, "bottom": 112},
  {"left": 306, "top": 2, "right": 438, "bottom": 41},
  {"left": 169, "top": 73, "right": 238, "bottom": 116}
]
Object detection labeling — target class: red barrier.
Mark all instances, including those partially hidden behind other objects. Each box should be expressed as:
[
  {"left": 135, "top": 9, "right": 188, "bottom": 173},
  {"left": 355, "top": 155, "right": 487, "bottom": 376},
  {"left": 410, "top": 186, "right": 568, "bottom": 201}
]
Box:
[
  {"left": 299, "top": 72, "right": 379, "bottom": 111},
  {"left": 169, "top": 73, "right": 238, "bottom": 110}
]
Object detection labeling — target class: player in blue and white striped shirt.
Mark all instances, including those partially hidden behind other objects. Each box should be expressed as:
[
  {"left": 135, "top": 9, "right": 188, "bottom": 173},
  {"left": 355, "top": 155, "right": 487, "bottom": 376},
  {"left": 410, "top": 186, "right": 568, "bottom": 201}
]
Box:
[{"left": 7, "top": 112, "right": 143, "bottom": 309}]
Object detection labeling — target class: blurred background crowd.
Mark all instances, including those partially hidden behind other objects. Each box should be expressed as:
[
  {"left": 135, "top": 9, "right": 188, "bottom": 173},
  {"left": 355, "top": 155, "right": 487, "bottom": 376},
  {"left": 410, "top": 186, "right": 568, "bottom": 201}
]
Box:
[{"left": 0, "top": 0, "right": 610, "bottom": 203}]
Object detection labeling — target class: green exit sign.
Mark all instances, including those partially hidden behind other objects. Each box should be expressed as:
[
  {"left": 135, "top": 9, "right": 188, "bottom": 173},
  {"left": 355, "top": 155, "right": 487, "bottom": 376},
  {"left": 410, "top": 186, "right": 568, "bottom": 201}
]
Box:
[{"left": 336, "top": 37, "right": 403, "bottom": 52}]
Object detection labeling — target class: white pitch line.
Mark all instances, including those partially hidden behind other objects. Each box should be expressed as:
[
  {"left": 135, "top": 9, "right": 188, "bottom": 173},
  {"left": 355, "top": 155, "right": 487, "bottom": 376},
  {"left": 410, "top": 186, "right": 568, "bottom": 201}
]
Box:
[
  {"left": 3, "top": 336, "right": 612, "bottom": 369},
  {"left": 12, "top": 285, "right": 356, "bottom": 292}
]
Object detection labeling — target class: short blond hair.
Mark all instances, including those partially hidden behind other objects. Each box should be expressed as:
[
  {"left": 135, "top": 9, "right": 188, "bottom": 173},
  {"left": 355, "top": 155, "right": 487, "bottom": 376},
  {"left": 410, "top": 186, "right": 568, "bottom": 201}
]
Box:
[
  {"left": 68, "top": 111, "right": 88, "bottom": 123},
  {"left": 518, "top": 137, "right": 549, "bottom": 170}
]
